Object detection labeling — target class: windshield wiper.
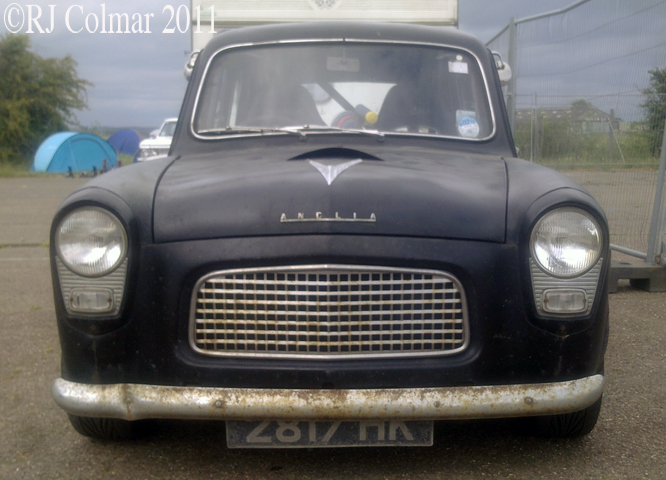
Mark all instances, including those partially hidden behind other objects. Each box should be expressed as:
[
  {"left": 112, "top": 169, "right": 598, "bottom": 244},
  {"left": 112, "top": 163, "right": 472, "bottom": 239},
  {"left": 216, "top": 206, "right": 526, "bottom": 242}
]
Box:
[
  {"left": 197, "top": 126, "right": 309, "bottom": 138},
  {"left": 198, "top": 127, "right": 266, "bottom": 135},
  {"left": 275, "top": 125, "right": 385, "bottom": 141},
  {"left": 198, "top": 125, "right": 385, "bottom": 141}
]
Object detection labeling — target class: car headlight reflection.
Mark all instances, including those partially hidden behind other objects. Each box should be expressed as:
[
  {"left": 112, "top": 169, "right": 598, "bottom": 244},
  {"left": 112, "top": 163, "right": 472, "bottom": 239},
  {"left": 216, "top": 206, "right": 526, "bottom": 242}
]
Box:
[
  {"left": 531, "top": 208, "right": 602, "bottom": 278},
  {"left": 55, "top": 207, "right": 128, "bottom": 277}
]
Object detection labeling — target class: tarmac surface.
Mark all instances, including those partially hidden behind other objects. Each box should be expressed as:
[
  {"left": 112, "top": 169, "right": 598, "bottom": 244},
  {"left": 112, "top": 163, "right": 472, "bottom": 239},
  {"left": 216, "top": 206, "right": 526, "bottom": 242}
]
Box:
[{"left": 1, "top": 176, "right": 665, "bottom": 479}]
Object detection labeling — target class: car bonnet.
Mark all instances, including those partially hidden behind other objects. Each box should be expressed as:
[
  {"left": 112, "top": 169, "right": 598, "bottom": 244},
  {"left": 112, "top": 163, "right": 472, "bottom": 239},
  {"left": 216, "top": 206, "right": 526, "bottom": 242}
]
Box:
[{"left": 152, "top": 147, "right": 507, "bottom": 243}]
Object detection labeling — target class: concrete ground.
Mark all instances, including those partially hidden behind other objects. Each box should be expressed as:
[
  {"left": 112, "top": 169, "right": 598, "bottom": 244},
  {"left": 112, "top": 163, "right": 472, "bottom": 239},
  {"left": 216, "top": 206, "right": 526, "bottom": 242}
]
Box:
[{"left": 0, "top": 176, "right": 664, "bottom": 479}]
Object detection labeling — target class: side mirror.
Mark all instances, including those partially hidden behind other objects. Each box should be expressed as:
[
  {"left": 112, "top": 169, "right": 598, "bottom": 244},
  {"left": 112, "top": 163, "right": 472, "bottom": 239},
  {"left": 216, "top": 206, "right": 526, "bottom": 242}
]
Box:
[
  {"left": 184, "top": 51, "right": 201, "bottom": 81},
  {"left": 492, "top": 52, "right": 512, "bottom": 86}
]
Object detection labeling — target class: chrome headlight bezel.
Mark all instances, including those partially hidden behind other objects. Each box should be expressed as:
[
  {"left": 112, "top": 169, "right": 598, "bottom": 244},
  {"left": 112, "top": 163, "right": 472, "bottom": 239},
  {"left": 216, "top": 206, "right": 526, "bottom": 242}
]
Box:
[
  {"left": 530, "top": 207, "right": 603, "bottom": 279},
  {"left": 55, "top": 207, "right": 128, "bottom": 278}
]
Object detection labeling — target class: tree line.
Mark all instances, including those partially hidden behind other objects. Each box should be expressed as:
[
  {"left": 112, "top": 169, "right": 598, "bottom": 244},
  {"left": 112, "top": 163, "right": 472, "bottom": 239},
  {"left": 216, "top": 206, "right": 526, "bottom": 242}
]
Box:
[{"left": 0, "top": 34, "right": 91, "bottom": 165}]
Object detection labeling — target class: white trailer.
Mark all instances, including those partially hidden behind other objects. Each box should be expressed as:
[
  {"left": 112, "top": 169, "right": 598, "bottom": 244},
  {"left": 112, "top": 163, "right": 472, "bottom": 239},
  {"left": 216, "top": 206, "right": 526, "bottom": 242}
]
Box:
[{"left": 190, "top": 0, "right": 458, "bottom": 53}]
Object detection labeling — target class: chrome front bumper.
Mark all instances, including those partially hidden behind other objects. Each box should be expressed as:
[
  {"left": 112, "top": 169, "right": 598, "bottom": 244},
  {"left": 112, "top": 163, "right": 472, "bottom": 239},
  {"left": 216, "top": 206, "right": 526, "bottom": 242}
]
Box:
[{"left": 52, "top": 375, "right": 604, "bottom": 421}]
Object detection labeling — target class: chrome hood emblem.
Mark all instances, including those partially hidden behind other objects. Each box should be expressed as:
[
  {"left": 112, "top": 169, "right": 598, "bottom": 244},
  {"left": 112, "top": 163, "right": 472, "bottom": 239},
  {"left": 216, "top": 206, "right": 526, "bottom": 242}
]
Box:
[{"left": 308, "top": 159, "right": 362, "bottom": 185}]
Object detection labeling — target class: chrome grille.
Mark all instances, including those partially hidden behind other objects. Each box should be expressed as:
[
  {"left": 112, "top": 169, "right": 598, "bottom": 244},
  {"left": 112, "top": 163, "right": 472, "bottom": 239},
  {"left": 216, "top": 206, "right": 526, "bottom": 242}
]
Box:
[{"left": 190, "top": 265, "right": 468, "bottom": 359}]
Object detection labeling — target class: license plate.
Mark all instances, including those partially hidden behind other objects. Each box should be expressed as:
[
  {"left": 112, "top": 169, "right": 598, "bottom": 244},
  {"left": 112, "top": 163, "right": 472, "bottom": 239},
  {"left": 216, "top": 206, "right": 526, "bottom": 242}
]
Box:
[{"left": 226, "top": 420, "right": 433, "bottom": 448}]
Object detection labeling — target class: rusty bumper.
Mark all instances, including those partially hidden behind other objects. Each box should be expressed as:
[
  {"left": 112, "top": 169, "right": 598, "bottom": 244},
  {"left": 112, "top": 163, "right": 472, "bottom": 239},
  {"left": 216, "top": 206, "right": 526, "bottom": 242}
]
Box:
[{"left": 52, "top": 375, "right": 604, "bottom": 421}]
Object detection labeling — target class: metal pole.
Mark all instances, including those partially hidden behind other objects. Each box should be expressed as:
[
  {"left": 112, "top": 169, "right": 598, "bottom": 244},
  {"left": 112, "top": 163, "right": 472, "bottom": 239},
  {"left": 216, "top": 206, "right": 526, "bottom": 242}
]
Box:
[
  {"left": 530, "top": 93, "right": 535, "bottom": 162},
  {"left": 513, "top": 0, "right": 593, "bottom": 25},
  {"left": 507, "top": 16, "right": 517, "bottom": 135},
  {"left": 534, "top": 93, "right": 539, "bottom": 163},
  {"left": 608, "top": 110, "right": 614, "bottom": 162},
  {"left": 610, "top": 244, "right": 647, "bottom": 260},
  {"left": 485, "top": 0, "right": 594, "bottom": 46},
  {"left": 646, "top": 122, "right": 666, "bottom": 265}
]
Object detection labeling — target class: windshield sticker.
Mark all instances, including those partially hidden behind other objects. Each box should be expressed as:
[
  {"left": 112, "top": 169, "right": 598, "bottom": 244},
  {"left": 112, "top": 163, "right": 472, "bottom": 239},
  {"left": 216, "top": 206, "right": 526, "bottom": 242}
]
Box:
[
  {"left": 448, "top": 61, "right": 469, "bottom": 74},
  {"left": 457, "top": 112, "right": 480, "bottom": 138}
]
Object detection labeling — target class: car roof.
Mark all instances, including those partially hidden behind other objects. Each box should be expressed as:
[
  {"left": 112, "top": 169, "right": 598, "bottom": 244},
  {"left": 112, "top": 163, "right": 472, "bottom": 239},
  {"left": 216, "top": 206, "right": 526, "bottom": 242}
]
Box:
[{"left": 201, "top": 22, "right": 488, "bottom": 59}]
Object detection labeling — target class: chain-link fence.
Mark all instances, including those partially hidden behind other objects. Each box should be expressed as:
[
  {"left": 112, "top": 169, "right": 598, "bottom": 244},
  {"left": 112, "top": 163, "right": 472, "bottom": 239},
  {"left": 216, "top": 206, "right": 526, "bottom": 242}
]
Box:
[{"left": 487, "top": 0, "right": 666, "bottom": 260}]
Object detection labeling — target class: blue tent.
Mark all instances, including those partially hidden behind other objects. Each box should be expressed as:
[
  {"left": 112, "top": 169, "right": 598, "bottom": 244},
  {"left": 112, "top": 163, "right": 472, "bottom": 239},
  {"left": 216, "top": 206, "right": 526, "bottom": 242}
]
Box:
[
  {"left": 106, "top": 129, "right": 144, "bottom": 156},
  {"left": 32, "top": 133, "right": 118, "bottom": 173}
]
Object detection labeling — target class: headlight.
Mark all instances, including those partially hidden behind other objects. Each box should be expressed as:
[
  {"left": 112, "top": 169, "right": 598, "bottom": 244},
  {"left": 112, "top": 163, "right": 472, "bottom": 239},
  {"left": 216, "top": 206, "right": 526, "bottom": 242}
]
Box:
[
  {"left": 55, "top": 207, "right": 128, "bottom": 277},
  {"left": 531, "top": 208, "right": 602, "bottom": 278}
]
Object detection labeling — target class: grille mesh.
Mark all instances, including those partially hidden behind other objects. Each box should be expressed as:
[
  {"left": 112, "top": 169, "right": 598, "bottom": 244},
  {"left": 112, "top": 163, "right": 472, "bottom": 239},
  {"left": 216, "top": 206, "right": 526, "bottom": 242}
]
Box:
[{"left": 190, "top": 266, "right": 467, "bottom": 358}]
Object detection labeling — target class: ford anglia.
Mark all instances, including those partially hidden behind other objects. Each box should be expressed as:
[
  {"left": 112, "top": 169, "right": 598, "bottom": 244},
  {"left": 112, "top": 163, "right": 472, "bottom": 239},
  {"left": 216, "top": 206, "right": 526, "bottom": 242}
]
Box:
[{"left": 50, "top": 22, "right": 608, "bottom": 445}]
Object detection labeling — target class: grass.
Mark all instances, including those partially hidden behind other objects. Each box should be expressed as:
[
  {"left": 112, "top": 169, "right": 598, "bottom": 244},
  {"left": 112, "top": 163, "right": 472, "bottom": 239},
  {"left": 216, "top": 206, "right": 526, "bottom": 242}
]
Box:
[
  {"left": 0, "top": 243, "right": 50, "bottom": 248},
  {"left": 0, "top": 154, "right": 135, "bottom": 177},
  {"left": 0, "top": 162, "right": 53, "bottom": 178},
  {"left": 513, "top": 129, "right": 663, "bottom": 169},
  {"left": 536, "top": 157, "right": 661, "bottom": 170}
]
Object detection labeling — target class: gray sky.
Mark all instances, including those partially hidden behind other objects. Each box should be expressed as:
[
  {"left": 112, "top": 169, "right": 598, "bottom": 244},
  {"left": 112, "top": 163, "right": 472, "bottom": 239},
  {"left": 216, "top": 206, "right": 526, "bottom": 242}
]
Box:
[{"left": 1, "top": 0, "right": 658, "bottom": 128}]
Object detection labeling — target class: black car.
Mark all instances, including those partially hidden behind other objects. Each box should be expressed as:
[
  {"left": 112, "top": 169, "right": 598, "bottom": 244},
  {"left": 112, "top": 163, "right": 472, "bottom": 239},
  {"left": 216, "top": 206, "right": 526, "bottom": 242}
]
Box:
[{"left": 50, "top": 22, "right": 609, "bottom": 446}]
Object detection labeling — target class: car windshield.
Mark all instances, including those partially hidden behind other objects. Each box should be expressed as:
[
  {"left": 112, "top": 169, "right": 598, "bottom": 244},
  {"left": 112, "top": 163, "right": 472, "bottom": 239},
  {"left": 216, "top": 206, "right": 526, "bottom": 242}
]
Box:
[
  {"left": 194, "top": 42, "right": 494, "bottom": 140},
  {"left": 160, "top": 121, "right": 177, "bottom": 137}
]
